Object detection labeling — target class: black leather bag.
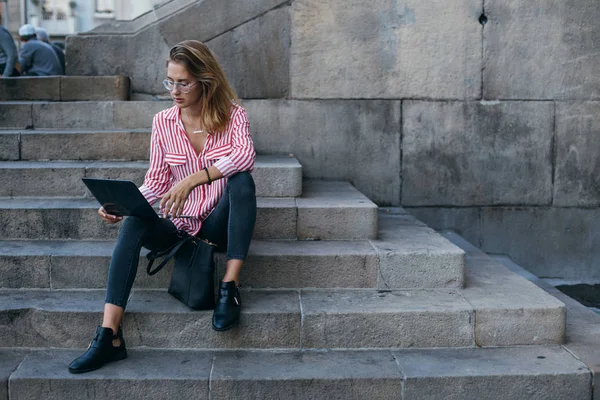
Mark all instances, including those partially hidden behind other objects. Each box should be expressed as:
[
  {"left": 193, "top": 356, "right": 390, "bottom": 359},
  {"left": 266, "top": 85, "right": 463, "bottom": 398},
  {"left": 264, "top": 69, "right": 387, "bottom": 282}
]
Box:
[{"left": 146, "top": 232, "right": 217, "bottom": 310}]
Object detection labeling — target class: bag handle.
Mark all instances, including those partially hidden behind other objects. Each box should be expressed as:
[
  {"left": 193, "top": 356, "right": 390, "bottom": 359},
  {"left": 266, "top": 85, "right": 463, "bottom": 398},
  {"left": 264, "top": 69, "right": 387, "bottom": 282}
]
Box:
[{"left": 146, "top": 235, "right": 195, "bottom": 276}]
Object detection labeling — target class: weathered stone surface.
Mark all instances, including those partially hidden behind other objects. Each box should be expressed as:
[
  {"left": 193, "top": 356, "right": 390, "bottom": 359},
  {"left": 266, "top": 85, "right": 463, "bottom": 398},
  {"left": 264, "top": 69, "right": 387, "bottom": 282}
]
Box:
[
  {"left": 246, "top": 99, "right": 402, "bottom": 205},
  {"left": 0, "top": 103, "right": 32, "bottom": 129},
  {"left": 255, "top": 197, "right": 297, "bottom": 239},
  {"left": 207, "top": 6, "right": 290, "bottom": 99},
  {"left": 20, "top": 129, "right": 151, "bottom": 161},
  {"left": 484, "top": 0, "right": 600, "bottom": 99},
  {"left": 9, "top": 349, "right": 212, "bottom": 400},
  {"left": 0, "top": 253, "right": 49, "bottom": 288},
  {"left": 66, "top": 28, "right": 171, "bottom": 94},
  {"left": 291, "top": 0, "right": 482, "bottom": 99},
  {"left": 67, "top": 0, "right": 288, "bottom": 95},
  {"left": 0, "top": 77, "right": 60, "bottom": 101},
  {"left": 0, "top": 198, "right": 298, "bottom": 240},
  {"left": 0, "top": 132, "right": 20, "bottom": 161},
  {"left": 444, "top": 232, "right": 567, "bottom": 346},
  {"left": 223, "top": 240, "right": 378, "bottom": 288},
  {"left": 480, "top": 207, "right": 600, "bottom": 281},
  {"left": 211, "top": 350, "right": 402, "bottom": 400},
  {"left": 395, "top": 346, "right": 592, "bottom": 400},
  {"left": 554, "top": 102, "right": 600, "bottom": 206},
  {"left": 402, "top": 101, "right": 554, "bottom": 206},
  {"left": 372, "top": 211, "right": 465, "bottom": 289},
  {"left": 404, "top": 207, "right": 482, "bottom": 248},
  {"left": 297, "top": 181, "right": 378, "bottom": 240},
  {"left": 300, "top": 289, "right": 473, "bottom": 348},
  {"left": 252, "top": 155, "right": 302, "bottom": 197},
  {"left": 0, "top": 350, "right": 29, "bottom": 400},
  {"left": 32, "top": 102, "right": 113, "bottom": 129},
  {"left": 113, "top": 101, "right": 173, "bottom": 129},
  {"left": 60, "top": 76, "right": 130, "bottom": 101},
  {"left": 157, "top": 0, "right": 288, "bottom": 47},
  {"left": 0, "top": 289, "right": 301, "bottom": 349}
]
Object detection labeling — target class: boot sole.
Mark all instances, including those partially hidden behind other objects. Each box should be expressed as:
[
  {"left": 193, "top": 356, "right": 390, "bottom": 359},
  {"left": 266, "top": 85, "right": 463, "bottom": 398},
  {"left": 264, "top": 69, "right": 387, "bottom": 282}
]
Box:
[{"left": 68, "top": 350, "right": 128, "bottom": 374}]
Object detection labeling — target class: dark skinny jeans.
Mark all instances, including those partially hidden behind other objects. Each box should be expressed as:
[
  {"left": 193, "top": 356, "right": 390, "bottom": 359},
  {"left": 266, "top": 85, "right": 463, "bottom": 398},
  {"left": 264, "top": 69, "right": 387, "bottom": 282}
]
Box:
[{"left": 105, "top": 172, "right": 257, "bottom": 309}]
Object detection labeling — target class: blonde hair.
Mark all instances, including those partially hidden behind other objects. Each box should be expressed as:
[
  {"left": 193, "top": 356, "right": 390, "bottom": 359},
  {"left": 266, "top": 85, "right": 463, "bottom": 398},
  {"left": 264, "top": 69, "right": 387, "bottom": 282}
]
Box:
[{"left": 167, "top": 40, "right": 240, "bottom": 133}]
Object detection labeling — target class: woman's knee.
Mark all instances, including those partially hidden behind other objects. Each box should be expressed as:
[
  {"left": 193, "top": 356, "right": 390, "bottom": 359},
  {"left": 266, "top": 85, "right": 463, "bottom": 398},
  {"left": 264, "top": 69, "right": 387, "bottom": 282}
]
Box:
[{"left": 227, "top": 171, "right": 256, "bottom": 198}]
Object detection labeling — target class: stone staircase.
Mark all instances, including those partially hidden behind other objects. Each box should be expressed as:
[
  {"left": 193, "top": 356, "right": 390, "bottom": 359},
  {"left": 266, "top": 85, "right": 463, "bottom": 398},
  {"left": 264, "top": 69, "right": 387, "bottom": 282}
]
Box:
[{"left": 0, "top": 77, "right": 593, "bottom": 399}]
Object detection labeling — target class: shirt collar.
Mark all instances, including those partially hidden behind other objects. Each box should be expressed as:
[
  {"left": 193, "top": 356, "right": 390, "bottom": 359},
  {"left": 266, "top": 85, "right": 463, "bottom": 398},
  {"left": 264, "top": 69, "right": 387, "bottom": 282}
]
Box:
[{"left": 164, "top": 105, "right": 180, "bottom": 121}]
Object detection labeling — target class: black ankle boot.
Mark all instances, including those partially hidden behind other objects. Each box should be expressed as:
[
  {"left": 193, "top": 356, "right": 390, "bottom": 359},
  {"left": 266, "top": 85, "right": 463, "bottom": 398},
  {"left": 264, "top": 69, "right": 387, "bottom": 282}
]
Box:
[
  {"left": 212, "top": 281, "right": 242, "bottom": 331},
  {"left": 68, "top": 326, "right": 127, "bottom": 374}
]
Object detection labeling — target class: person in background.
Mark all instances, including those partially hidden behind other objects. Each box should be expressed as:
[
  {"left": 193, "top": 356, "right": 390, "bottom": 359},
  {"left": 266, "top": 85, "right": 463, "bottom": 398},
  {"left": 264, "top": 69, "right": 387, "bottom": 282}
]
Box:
[
  {"left": 18, "top": 24, "right": 62, "bottom": 76},
  {"left": 36, "top": 27, "right": 65, "bottom": 74},
  {"left": 0, "top": 14, "right": 19, "bottom": 77}
]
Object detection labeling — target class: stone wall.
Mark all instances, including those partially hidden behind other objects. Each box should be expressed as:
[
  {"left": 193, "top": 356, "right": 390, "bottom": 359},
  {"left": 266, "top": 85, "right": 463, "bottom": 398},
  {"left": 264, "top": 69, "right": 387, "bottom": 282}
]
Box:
[{"left": 65, "top": 0, "right": 600, "bottom": 280}]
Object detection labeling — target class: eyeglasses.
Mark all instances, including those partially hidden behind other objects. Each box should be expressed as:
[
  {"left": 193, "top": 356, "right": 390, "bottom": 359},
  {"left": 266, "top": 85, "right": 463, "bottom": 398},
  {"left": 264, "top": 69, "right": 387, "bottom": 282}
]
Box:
[{"left": 163, "top": 79, "right": 198, "bottom": 94}]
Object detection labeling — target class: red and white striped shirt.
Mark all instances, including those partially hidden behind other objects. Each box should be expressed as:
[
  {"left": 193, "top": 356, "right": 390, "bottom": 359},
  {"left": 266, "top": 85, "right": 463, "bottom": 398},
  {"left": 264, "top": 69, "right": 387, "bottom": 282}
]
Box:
[{"left": 139, "top": 103, "right": 256, "bottom": 235}]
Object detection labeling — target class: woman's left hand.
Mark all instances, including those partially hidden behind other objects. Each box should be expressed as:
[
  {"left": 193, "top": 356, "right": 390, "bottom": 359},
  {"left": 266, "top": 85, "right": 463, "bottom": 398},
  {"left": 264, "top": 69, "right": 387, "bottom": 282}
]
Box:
[{"left": 160, "top": 177, "right": 195, "bottom": 218}]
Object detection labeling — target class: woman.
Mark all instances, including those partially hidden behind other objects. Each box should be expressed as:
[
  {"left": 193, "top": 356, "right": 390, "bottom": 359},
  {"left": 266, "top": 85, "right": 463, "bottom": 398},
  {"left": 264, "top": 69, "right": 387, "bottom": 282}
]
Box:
[{"left": 68, "top": 40, "right": 257, "bottom": 374}]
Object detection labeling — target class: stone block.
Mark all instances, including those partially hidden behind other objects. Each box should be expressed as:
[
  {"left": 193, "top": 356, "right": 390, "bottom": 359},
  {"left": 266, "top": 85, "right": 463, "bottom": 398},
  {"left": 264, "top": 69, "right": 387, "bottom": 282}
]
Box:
[
  {"left": 246, "top": 99, "right": 402, "bottom": 205},
  {"left": 445, "top": 232, "right": 567, "bottom": 347},
  {"left": 0, "top": 77, "right": 60, "bottom": 101},
  {"left": 0, "top": 132, "right": 20, "bottom": 161},
  {"left": 372, "top": 212, "right": 465, "bottom": 289},
  {"left": 297, "top": 181, "right": 378, "bottom": 240},
  {"left": 554, "top": 102, "right": 600, "bottom": 206},
  {"left": 290, "top": 0, "right": 482, "bottom": 99},
  {"left": 394, "top": 347, "right": 592, "bottom": 400},
  {"left": 252, "top": 155, "right": 302, "bottom": 197},
  {"left": 20, "top": 130, "right": 151, "bottom": 161},
  {"left": 0, "top": 350, "right": 29, "bottom": 400},
  {"left": 404, "top": 207, "right": 482, "bottom": 249},
  {"left": 0, "top": 103, "right": 32, "bottom": 129},
  {"left": 484, "top": 0, "right": 600, "bottom": 99},
  {"left": 158, "top": 0, "right": 288, "bottom": 47},
  {"left": 0, "top": 290, "right": 301, "bottom": 349},
  {"left": 83, "top": 161, "right": 148, "bottom": 190},
  {"left": 0, "top": 162, "right": 86, "bottom": 197},
  {"left": 210, "top": 350, "right": 402, "bottom": 400},
  {"left": 300, "top": 289, "right": 473, "bottom": 348},
  {"left": 207, "top": 6, "right": 290, "bottom": 98},
  {"left": 60, "top": 76, "right": 130, "bottom": 101},
  {"left": 32, "top": 102, "right": 113, "bottom": 129},
  {"left": 481, "top": 207, "right": 600, "bottom": 282},
  {"left": 254, "top": 198, "right": 297, "bottom": 239},
  {"left": 66, "top": 28, "right": 171, "bottom": 94},
  {"left": 225, "top": 240, "right": 378, "bottom": 288},
  {"left": 0, "top": 199, "right": 121, "bottom": 240},
  {"left": 402, "top": 101, "right": 554, "bottom": 206},
  {"left": 8, "top": 350, "right": 212, "bottom": 400},
  {"left": 113, "top": 101, "right": 173, "bottom": 129}
]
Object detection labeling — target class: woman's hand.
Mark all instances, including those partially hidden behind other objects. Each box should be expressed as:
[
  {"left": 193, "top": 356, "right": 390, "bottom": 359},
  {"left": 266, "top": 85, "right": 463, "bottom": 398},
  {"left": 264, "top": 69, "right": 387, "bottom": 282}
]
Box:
[
  {"left": 160, "top": 177, "right": 196, "bottom": 218},
  {"left": 98, "top": 206, "right": 123, "bottom": 224}
]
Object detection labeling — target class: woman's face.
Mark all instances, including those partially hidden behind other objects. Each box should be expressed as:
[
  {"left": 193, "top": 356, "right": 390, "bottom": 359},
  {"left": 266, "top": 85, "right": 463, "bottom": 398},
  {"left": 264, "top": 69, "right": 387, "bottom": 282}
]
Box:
[{"left": 166, "top": 61, "right": 202, "bottom": 109}]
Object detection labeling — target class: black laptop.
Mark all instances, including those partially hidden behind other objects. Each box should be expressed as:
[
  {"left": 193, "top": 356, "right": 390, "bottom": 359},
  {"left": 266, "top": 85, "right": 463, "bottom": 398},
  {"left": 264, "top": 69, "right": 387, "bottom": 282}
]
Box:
[{"left": 82, "top": 178, "right": 159, "bottom": 220}]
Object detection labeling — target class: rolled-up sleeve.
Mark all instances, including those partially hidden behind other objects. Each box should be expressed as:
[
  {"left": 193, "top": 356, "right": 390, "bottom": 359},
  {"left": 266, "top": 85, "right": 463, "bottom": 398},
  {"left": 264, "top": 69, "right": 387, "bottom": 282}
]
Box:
[
  {"left": 139, "top": 116, "right": 172, "bottom": 205},
  {"left": 212, "top": 107, "right": 256, "bottom": 178}
]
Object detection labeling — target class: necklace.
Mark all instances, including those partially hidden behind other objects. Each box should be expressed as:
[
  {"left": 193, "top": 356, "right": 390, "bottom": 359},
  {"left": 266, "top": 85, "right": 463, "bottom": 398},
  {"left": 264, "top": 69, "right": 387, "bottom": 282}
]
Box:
[{"left": 183, "top": 110, "right": 205, "bottom": 134}]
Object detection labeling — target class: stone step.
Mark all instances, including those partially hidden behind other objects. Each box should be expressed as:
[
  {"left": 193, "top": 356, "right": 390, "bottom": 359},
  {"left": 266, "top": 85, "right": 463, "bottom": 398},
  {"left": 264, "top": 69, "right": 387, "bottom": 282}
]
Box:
[
  {"left": 0, "top": 211, "right": 466, "bottom": 290},
  {"left": 0, "top": 155, "right": 302, "bottom": 198},
  {"left": 0, "top": 181, "right": 377, "bottom": 241},
  {"left": 0, "top": 101, "right": 172, "bottom": 129},
  {"left": 2, "top": 347, "right": 591, "bottom": 400},
  {"left": 0, "top": 239, "right": 565, "bottom": 349},
  {"left": 0, "top": 76, "right": 130, "bottom": 102},
  {"left": 0, "top": 129, "right": 150, "bottom": 161}
]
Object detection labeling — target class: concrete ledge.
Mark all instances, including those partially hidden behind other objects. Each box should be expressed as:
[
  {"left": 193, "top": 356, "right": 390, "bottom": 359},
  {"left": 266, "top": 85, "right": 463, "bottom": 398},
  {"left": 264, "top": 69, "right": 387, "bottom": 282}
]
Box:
[
  {"left": 0, "top": 77, "right": 130, "bottom": 101},
  {"left": 5, "top": 347, "right": 592, "bottom": 400},
  {"left": 0, "top": 155, "right": 302, "bottom": 198},
  {"left": 1, "top": 349, "right": 29, "bottom": 400},
  {"left": 443, "top": 232, "right": 567, "bottom": 346},
  {"left": 373, "top": 209, "right": 465, "bottom": 289}
]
